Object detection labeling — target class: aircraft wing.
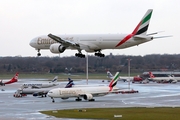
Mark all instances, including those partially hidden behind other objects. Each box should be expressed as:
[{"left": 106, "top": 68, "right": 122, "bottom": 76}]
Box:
[{"left": 48, "top": 33, "right": 81, "bottom": 50}]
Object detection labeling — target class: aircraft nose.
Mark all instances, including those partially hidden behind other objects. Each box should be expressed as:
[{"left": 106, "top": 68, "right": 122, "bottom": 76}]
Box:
[
  {"left": 47, "top": 90, "right": 53, "bottom": 97},
  {"left": 29, "top": 37, "right": 37, "bottom": 48}
]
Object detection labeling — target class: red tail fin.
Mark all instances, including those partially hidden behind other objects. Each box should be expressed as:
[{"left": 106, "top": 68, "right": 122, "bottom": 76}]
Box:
[
  {"left": 4, "top": 72, "right": 19, "bottom": 84},
  {"left": 149, "top": 72, "right": 155, "bottom": 78}
]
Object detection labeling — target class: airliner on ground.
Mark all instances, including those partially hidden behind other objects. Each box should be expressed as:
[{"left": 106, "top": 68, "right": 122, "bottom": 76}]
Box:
[
  {"left": 22, "top": 76, "right": 58, "bottom": 88},
  {"left": 14, "top": 77, "right": 74, "bottom": 97},
  {"left": 149, "top": 72, "right": 177, "bottom": 83},
  {"left": 107, "top": 70, "right": 145, "bottom": 83},
  {"left": 47, "top": 72, "right": 121, "bottom": 102},
  {"left": 29, "top": 9, "right": 170, "bottom": 58},
  {"left": 0, "top": 73, "right": 19, "bottom": 86}
]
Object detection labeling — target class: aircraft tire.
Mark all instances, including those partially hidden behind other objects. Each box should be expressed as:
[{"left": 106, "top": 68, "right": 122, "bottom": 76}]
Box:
[
  {"left": 89, "top": 99, "right": 95, "bottom": 101},
  {"left": 37, "top": 53, "right": 41, "bottom": 56},
  {"left": 75, "top": 98, "right": 82, "bottom": 101}
]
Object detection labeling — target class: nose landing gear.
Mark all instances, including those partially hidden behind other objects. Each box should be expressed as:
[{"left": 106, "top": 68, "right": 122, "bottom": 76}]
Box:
[
  {"left": 51, "top": 97, "right": 55, "bottom": 103},
  {"left": 37, "top": 49, "right": 41, "bottom": 56}
]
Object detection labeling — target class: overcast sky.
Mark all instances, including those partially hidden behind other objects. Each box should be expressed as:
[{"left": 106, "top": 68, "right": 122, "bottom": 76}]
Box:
[{"left": 0, "top": 0, "right": 179, "bottom": 57}]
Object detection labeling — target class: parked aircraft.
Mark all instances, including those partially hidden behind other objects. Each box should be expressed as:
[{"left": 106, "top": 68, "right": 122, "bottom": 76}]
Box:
[
  {"left": 22, "top": 76, "right": 58, "bottom": 88},
  {"left": 47, "top": 72, "right": 121, "bottom": 102},
  {"left": 106, "top": 71, "right": 145, "bottom": 83},
  {"left": 29, "top": 9, "right": 170, "bottom": 58},
  {"left": 0, "top": 73, "right": 19, "bottom": 86},
  {"left": 107, "top": 70, "right": 131, "bottom": 82},
  {"left": 149, "top": 72, "right": 177, "bottom": 83},
  {"left": 14, "top": 77, "right": 73, "bottom": 97}
]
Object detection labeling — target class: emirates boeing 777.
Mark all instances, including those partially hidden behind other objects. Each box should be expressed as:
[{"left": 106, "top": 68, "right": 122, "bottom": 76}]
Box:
[
  {"left": 29, "top": 9, "right": 170, "bottom": 58},
  {"left": 47, "top": 72, "right": 120, "bottom": 102}
]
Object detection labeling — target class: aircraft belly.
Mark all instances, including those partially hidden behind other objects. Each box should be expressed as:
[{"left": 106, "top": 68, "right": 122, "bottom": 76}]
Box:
[
  {"left": 37, "top": 44, "right": 50, "bottom": 49},
  {"left": 21, "top": 89, "right": 49, "bottom": 94}
]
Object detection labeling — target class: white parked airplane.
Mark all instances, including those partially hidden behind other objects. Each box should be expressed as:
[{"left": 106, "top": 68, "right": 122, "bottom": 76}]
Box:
[
  {"left": 47, "top": 72, "right": 120, "bottom": 102},
  {"left": 149, "top": 72, "right": 177, "bottom": 83},
  {"left": 22, "top": 76, "right": 59, "bottom": 88},
  {"left": 29, "top": 9, "right": 170, "bottom": 58},
  {"left": 14, "top": 77, "right": 73, "bottom": 97},
  {"left": 106, "top": 70, "right": 145, "bottom": 83},
  {"left": 107, "top": 70, "right": 132, "bottom": 82}
]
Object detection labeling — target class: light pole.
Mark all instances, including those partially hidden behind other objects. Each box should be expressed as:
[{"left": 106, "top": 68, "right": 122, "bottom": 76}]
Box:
[
  {"left": 86, "top": 52, "right": 88, "bottom": 85},
  {"left": 127, "top": 58, "right": 132, "bottom": 90}
]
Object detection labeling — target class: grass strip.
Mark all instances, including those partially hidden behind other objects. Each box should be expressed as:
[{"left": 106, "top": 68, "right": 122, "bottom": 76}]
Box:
[{"left": 40, "top": 107, "right": 180, "bottom": 120}]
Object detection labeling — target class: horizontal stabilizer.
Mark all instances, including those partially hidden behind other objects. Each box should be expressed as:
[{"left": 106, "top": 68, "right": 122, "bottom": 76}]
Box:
[
  {"left": 153, "top": 35, "right": 172, "bottom": 39},
  {"left": 134, "top": 35, "right": 153, "bottom": 40},
  {"left": 147, "top": 31, "right": 164, "bottom": 36}
]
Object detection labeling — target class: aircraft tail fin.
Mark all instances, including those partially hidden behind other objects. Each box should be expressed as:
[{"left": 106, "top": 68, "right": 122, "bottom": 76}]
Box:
[
  {"left": 115, "top": 9, "right": 153, "bottom": 48},
  {"left": 50, "top": 76, "right": 58, "bottom": 83},
  {"left": 65, "top": 78, "right": 75, "bottom": 88},
  {"left": 132, "top": 9, "right": 153, "bottom": 35},
  {"left": 5, "top": 72, "right": 19, "bottom": 84},
  {"left": 149, "top": 72, "right": 155, "bottom": 78},
  {"left": 107, "top": 71, "right": 113, "bottom": 79},
  {"left": 10, "top": 72, "right": 19, "bottom": 82},
  {"left": 109, "top": 72, "right": 120, "bottom": 91}
]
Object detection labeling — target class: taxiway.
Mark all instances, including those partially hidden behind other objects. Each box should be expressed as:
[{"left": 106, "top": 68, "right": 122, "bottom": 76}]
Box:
[{"left": 0, "top": 79, "right": 180, "bottom": 120}]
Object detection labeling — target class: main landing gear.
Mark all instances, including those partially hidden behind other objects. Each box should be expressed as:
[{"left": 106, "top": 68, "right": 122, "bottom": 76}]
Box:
[
  {"left": 89, "top": 99, "right": 95, "bottom": 101},
  {"left": 75, "top": 97, "right": 82, "bottom": 101},
  {"left": 94, "top": 52, "right": 105, "bottom": 57},
  {"left": 75, "top": 53, "right": 85, "bottom": 58}
]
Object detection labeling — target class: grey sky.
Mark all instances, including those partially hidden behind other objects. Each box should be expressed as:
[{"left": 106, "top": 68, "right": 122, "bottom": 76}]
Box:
[{"left": 0, "top": 0, "right": 179, "bottom": 57}]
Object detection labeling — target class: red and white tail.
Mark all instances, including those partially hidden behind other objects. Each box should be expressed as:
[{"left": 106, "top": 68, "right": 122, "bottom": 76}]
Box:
[
  {"left": 149, "top": 72, "right": 155, "bottom": 78},
  {"left": 4, "top": 72, "right": 19, "bottom": 84}
]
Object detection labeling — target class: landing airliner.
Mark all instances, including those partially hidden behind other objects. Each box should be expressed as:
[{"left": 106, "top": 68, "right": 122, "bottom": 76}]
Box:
[
  {"left": 30, "top": 9, "right": 170, "bottom": 58},
  {"left": 47, "top": 72, "right": 120, "bottom": 102}
]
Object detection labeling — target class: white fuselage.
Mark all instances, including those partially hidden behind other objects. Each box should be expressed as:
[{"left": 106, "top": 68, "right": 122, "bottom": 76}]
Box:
[
  {"left": 23, "top": 83, "right": 58, "bottom": 88},
  {"left": 30, "top": 34, "right": 152, "bottom": 53},
  {"left": 47, "top": 85, "right": 118, "bottom": 98},
  {"left": 150, "top": 76, "right": 177, "bottom": 83},
  {"left": 18, "top": 88, "right": 50, "bottom": 94}
]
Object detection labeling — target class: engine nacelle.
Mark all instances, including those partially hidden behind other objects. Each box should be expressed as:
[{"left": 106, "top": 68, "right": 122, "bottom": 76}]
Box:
[
  {"left": 50, "top": 43, "right": 66, "bottom": 53},
  {"left": 83, "top": 93, "right": 93, "bottom": 100}
]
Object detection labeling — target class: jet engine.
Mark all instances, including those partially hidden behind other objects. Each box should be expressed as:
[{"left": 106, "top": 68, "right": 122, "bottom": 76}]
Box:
[
  {"left": 50, "top": 43, "right": 66, "bottom": 53},
  {"left": 83, "top": 93, "right": 93, "bottom": 100}
]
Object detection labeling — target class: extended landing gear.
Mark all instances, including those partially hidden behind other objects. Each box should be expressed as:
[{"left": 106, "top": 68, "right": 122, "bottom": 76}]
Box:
[
  {"left": 75, "top": 97, "right": 82, "bottom": 101},
  {"left": 75, "top": 53, "right": 85, "bottom": 58},
  {"left": 89, "top": 99, "right": 95, "bottom": 101},
  {"left": 94, "top": 52, "right": 105, "bottom": 57},
  {"left": 51, "top": 97, "right": 55, "bottom": 103},
  {"left": 37, "top": 49, "right": 41, "bottom": 56}
]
